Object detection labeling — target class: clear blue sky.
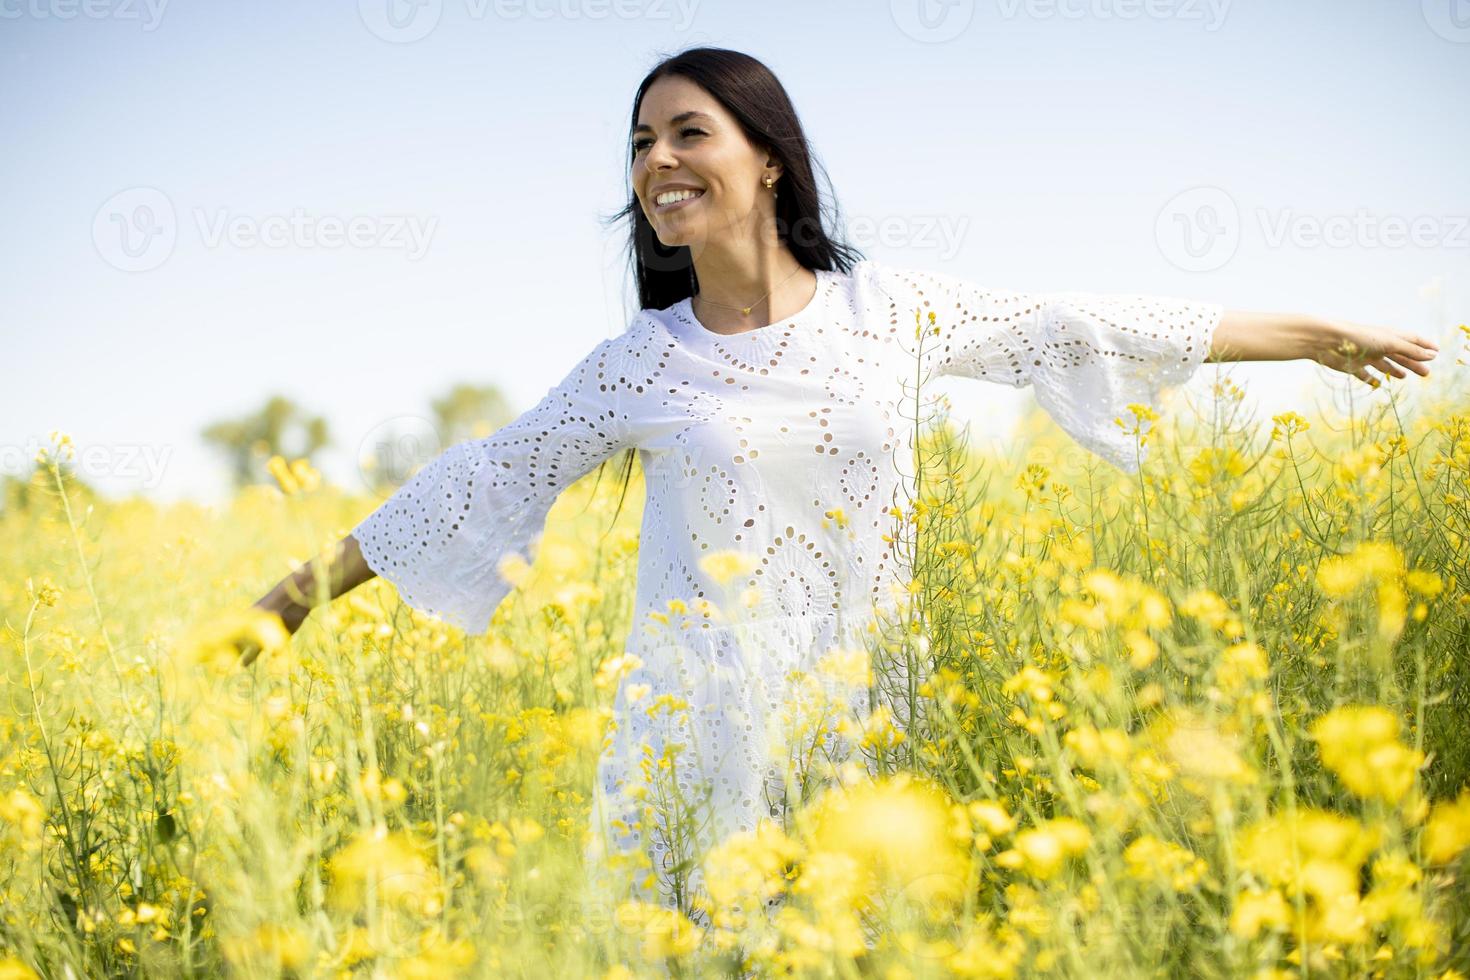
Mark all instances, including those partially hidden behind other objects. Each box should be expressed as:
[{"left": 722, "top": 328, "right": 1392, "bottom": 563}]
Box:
[{"left": 3, "top": 0, "right": 1467, "bottom": 504}]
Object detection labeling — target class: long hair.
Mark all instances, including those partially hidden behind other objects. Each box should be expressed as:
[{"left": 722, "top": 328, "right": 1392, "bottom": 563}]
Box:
[{"left": 591, "top": 46, "right": 864, "bottom": 535}]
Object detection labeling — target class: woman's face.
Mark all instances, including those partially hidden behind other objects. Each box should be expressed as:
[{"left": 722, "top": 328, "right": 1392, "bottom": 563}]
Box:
[{"left": 632, "top": 74, "right": 777, "bottom": 251}]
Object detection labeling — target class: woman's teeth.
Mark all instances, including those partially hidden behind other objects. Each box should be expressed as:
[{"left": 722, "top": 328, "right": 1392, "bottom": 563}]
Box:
[{"left": 656, "top": 189, "right": 704, "bottom": 208}]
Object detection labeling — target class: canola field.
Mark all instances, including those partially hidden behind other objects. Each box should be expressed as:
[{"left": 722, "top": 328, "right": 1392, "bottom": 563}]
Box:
[{"left": 2, "top": 330, "right": 1470, "bottom": 979}]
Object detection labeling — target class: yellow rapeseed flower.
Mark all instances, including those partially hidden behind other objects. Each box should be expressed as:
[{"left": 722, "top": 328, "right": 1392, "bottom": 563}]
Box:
[
  {"left": 1151, "top": 710, "right": 1255, "bottom": 787},
  {"left": 1334, "top": 443, "right": 1387, "bottom": 484},
  {"left": 1229, "top": 888, "right": 1291, "bottom": 939},
  {"left": 1002, "top": 665, "right": 1056, "bottom": 703},
  {"left": 1187, "top": 447, "right": 1247, "bottom": 486},
  {"left": 326, "top": 827, "right": 434, "bottom": 912},
  {"left": 1270, "top": 411, "right": 1310, "bottom": 440},
  {"left": 1309, "top": 705, "right": 1424, "bottom": 802},
  {"left": 799, "top": 774, "right": 970, "bottom": 908},
  {"left": 24, "top": 577, "right": 62, "bottom": 608},
  {"left": 221, "top": 923, "right": 311, "bottom": 973},
  {"left": 496, "top": 551, "right": 533, "bottom": 589},
  {"left": 1076, "top": 568, "right": 1172, "bottom": 634},
  {"left": 0, "top": 788, "right": 45, "bottom": 847},
  {"left": 1405, "top": 569, "right": 1443, "bottom": 598},
  {"left": 0, "top": 960, "right": 41, "bottom": 980},
  {"left": 1123, "top": 835, "right": 1207, "bottom": 892},
  {"left": 1424, "top": 789, "right": 1470, "bottom": 864},
  {"left": 701, "top": 818, "right": 804, "bottom": 910},
  {"left": 813, "top": 645, "right": 873, "bottom": 688},
  {"left": 968, "top": 800, "right": 1017, "bottom": 837},
  {"left": 396, "top": 934, "right": 477, "bottom": 979},
  {"left": 1114, "top": 402, "right": 1159, "bottom": 440},
  {"left": 1123, "top": 629, "right": 1159, "bottom": 670},
  {"left": 1215, "top": 642, "right": 1270, "bottom": 691},
  {"left": 1315, "top": 541, "right": 1405, "bottom": 599},
  {"left": 1236, "top": 809, "right": 1380, "bottom": 918},
  {"left": 266, "top": 455, "right": 321, "bottom": 495},
  {"left": 996, "top": 818, "right": 1091, "bottom": 879},
  {"left": 1179, "top": 588, "right": 1241, "bottom": 635},
  {"left": 1063, "top": 725, "right": 1132, "bottom": 768},
  {"left": 698, "top": 549, "right": 759, "bottom": 586}
]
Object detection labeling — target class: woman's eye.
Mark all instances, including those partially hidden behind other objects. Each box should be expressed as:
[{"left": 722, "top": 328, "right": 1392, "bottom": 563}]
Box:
[{"left": 632, "top": 127, "right": 705, "bottom": 152}]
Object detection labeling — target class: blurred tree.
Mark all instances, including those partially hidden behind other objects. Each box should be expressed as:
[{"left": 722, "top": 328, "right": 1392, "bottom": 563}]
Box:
[
  {"left": 1, "top": 460, "right": 98, "bottom": 515},
  {"left": 201, "top": 395, "right": 330, "bottom": 490},
  {"left": 430, "top": 383, "right": 514, "bottom": 445},
  {"left": 356, "top": 382, "right": 515, "bottom": 498}
]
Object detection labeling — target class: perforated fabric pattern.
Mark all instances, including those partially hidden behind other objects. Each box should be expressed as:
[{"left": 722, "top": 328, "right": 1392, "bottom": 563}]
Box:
[{"left": 350, "top": 258, "right": 1223, "bottom": 920}]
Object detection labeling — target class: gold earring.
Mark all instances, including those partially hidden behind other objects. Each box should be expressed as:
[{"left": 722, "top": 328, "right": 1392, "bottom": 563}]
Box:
[{"left": 764, "top": 176, "right": 774, "bottom": 188}]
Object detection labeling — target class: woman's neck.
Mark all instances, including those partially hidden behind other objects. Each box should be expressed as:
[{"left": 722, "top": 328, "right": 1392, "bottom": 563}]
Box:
[{"left": 690, "top": 254, "right": 816, "bottom": 335}]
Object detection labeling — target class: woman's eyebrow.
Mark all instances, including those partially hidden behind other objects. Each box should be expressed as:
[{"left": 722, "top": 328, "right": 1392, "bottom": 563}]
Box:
[{"left": 632, "top": 110, "right": 714, "bottom": 135}]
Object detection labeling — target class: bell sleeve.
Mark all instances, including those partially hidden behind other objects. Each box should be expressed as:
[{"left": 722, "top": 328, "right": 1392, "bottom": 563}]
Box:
[
  {"left": 860, "top": 259, "right": 1223, "bottom": 473},
  {"left": 350, "top": 335, "right": 634, "bottom": 634}
]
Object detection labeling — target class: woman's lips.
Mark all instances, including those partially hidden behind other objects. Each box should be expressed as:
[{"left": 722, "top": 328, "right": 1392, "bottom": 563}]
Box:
[{"left": 654, "top": 190, "right": 705, "bottom": 213}]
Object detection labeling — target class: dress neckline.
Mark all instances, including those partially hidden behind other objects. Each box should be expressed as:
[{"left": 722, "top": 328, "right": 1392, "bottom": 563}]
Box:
[{"left": 675, "top": 267, "right": 831, "bottom": 341}]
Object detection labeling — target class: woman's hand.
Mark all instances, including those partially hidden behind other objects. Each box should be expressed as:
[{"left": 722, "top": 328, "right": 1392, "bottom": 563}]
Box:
[
  {"left": 1311, "top": 319, "right": 1440, "bottom": 388},
  {"left": 238, "top": 591, "right": 307, "bottom": 667},
  {"left": 234, "top": 535, "right": 374, "bottom": 668}
]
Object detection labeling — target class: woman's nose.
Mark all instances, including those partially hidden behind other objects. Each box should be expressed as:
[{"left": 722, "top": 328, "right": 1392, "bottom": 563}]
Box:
[{"left": 643, "top": 139, "right": 677, "bottom": 173}]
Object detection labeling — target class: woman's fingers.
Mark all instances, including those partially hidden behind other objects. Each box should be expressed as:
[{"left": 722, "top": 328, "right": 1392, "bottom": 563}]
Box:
[
  {"left": 1398, "top": 331, "right": 1440, "bottom": 362},
  {"left": 1325, "top": 324, "right": 1437, "bottom": 383},
  {"left": 1391, "top": 334, "right": 1439, "bottom": 374},
  {"left": 1372, "top": 356, "right": 1406, "bottom": 379},
  {"left": 1399, "top": 339, "right": 1438, "bottom": 360},
  {"left": 1390, "top": 350, "right": 1431, "bottom": 376}
]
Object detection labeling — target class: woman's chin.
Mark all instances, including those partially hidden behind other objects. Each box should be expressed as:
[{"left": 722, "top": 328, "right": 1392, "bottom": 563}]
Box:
[{"left": 653, "top": 224, "right": 705, "bottom": 249}]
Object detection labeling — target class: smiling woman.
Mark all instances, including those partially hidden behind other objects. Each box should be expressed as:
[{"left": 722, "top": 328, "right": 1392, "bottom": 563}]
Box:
[{"left": 243, "top": 45, "right": 1441, "bottom": 957}]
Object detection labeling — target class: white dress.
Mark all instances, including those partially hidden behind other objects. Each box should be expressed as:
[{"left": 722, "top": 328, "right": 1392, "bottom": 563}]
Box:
[{"left": 349, "top": 258, "right": 1223, "bottom": 919}]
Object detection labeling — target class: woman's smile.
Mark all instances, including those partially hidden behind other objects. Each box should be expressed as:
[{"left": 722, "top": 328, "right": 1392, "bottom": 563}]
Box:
[{"left": 654, "top": 188, "right": 705, "bottom": 214}]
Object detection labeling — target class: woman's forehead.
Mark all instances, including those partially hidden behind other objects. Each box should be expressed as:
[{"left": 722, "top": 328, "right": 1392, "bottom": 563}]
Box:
[{"left": 638, "top": 77, "right": 721, "bottom": 122}]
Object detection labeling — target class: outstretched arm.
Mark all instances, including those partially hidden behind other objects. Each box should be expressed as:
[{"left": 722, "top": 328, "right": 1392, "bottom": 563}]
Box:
[
  {"left": 1209, "top": 310, "right": 1441, "bottom": 386},
  {"left": 241, "top": 534, "right": 377, "bottom": 666}
]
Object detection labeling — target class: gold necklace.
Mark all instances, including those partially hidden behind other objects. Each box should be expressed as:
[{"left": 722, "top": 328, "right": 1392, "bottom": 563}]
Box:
[{"left": 693, "top": 263, "right": 807, "bottom": 317}]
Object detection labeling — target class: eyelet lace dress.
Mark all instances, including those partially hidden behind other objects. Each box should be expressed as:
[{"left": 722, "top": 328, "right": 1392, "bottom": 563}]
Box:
[{"left": 349, "top": 258, "right": 1223, "bottom": 927}]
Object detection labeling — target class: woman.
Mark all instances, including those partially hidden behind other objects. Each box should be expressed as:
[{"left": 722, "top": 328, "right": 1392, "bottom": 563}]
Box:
[{"left": 241, "top": 47, "right": 1438, "bottom": 930}]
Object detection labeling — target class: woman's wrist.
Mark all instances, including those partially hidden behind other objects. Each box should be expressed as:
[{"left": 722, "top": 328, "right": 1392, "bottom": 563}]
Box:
[
  {"left": 256, "top": 583, "right": 310, "bottom": 633},
  {"left": 1298, "top": 315, "right": 1345, "bottom": 363}
]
